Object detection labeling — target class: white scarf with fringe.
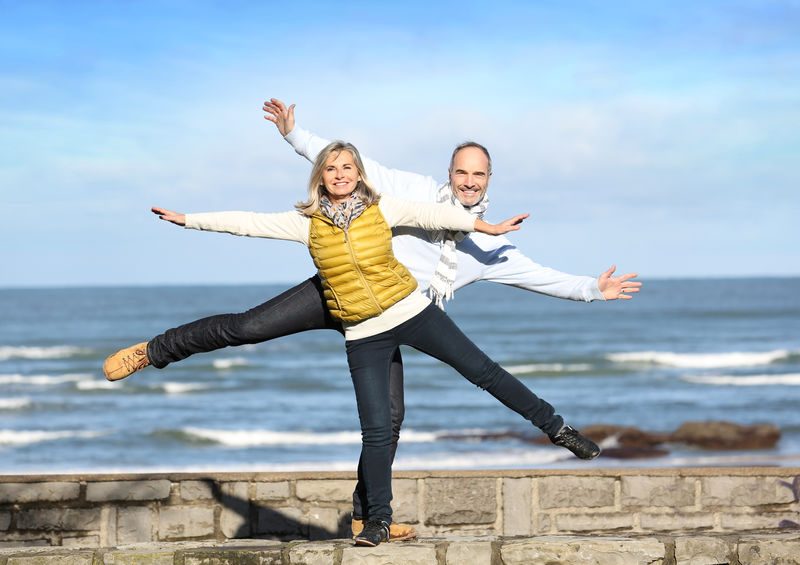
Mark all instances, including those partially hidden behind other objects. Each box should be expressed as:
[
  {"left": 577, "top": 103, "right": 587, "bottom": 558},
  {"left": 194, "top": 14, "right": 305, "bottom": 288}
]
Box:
[{"left": 427, "top": 183, "right": 489, "bottom": 309}]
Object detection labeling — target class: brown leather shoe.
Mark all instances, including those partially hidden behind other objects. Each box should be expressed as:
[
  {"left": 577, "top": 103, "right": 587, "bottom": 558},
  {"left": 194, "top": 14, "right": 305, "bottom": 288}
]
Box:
[
  {"left": 351, "top": 518, "right": 417, "bottom": 541},
  {"left": 103, "top": 342, "right": 150, "bottom": 381}
]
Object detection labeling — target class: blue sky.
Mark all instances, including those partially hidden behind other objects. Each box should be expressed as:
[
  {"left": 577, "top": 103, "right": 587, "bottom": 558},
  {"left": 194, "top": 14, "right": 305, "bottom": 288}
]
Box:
[{"left": 2, "top": 0, "right": 798, "bottom": 287}]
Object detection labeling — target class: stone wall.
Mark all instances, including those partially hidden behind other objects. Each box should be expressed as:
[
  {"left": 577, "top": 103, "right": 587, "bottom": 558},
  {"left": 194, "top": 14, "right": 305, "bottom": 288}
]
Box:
[{"left": 0, "top": 468, "right": 798, "bottom": 548}]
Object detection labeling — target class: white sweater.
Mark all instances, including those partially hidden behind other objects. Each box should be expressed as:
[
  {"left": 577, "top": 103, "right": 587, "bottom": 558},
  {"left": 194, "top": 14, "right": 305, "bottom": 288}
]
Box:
[
  {"left": 285, "top": 126, "right": 605, "bottom": 303},
  {"left": 185, "top": 194, "right": 476, "bottom": 340}
]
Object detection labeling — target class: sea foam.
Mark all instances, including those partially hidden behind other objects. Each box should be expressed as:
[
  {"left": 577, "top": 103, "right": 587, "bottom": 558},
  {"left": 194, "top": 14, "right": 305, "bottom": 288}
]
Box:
[
  {"left": 159, "top": 383, "right": 210, "bottom": 394},
  {"left": 681, "top": 373, "right": 800, "bottom": 386},
  {"left": 0, "top": 429, "right": 103, "bottom": 446},
  {"left": 0, "top": 373, "right": 92, "bottom": 386},
  {"left": 0, "top": 398, "right": 32, "bottom": 410},
  {"left": 608, "top": 349, "right": 791, "bottom": 369},
  {"left": 76, "top": 380, "right": 118, "bottom": 390},
  {"left": 505, "top": 363, "right": 592, "bottom": 374},
  {"left": 212, "top": 358, "right": 249, "bottom": 370},
  {"left": 0, "top": 345, "right": 89, "bottom": 360},
  {"left": 181, "top": 427, "right": 440, "bottom": 447}
]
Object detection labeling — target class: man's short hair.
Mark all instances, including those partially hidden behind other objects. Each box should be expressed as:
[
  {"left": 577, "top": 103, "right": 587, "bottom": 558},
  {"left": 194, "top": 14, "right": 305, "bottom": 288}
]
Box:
[{"left": 449, "top": 141, "right": 492, "bottom": 174}]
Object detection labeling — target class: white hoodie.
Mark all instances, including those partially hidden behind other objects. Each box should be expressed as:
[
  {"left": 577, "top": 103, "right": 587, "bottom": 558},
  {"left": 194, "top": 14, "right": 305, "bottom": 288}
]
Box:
[{"left": 284, "top": 126, "right": 605, "bottom": 304}]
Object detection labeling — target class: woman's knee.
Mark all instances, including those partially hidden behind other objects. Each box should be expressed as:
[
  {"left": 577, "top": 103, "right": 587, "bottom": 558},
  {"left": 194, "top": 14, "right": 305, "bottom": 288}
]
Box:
[
  {"left": 361, "top": 424, "right": 393, "bottom": 447},
  {"left": 471, "top": 359, "right": 505, "bottom": 390}
]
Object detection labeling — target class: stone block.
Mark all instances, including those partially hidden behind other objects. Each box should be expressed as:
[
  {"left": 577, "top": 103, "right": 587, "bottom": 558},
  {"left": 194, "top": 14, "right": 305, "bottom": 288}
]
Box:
[
  {"left": 0, "top": 482, "right": 80, "bottom": 503},
  {"left": 307, "top": 507, "right": 340, "bottom": 540},
  {"left": 102, "top": 550, "right": 174, "bottom": 565},
  {"left": 181, "top": 480, "right": 215, "bottom": 501},
  {"left": 296, "top": 480, "right": 354, "bottom": 502},
  {"left": 158, "top": 506, "right": 214, "bottom": 539},
  {"left": 257, "top": 506, "right": 306, "bottom": 535},
  {"left": 181, "top": 545, "right": 283, "bottom": 565},
  {"left": 701, "top": 476, "right": 793, "bottom": 507},
  {"left": 0, "top": 511, "right": 10, "bottom": 531},
  {"left": 719, "top": 511, "right": 800, "bottom": 531},
  {"left": 0, "top": 533, "right": 51, "bottom": 548},
  {"left": 538, "top": 476, "right": 616, "bottom": 509},
  {"left": 7, "top": 555, "right": 94, "bottom": 565},
  {"left": 639, "top": 512, "right": 714, "bottom": 531},
  {"left": 446, "top": 538, "right": 494, "bottom": 564},
  {"left": 621, "top": 476, "right": 696, "bottom": 508},
  {"left": 61, "top": 535, "right": 100, "bottom": 548},
  {"left": 674, "top": 536, "right": 734, "bottom": 565},
  {"left": 503, "top": 478, "right": 532, "bottom": 536},
  {"left": 86, "top": 480, "right": 171, "bottom": 502},
  {"left": 554, "top": 512, "right": 634, "bottom": 533},
  {"left": 118, "top": 507, "right": 155, "bottom": 544},
  {"left": 341, "top": 543, "right": 437, "bottom": 565},
  {"left": 537, "top": 513, "right": 552, "bottom": 533},
  {"left": 102, "top": 506, "right": 118, "bottom": 548},
  {"left": 16, "top": 508, "right": 102, "bottom": 531},
  {"left": 288, "top": 541, "right": 340, "bottom": 565},
  {"left": 425, "top": 478, "right": 496, "bottom": 525},
  {"left": 220, "top": 481, "right": 251, "bottom": 538},
  {"left": 738, "top": 534, "right": 800, "bottom": 565},
  {"left": 393, "top": 479, "right": 418, "bottom": 523},
  {"left": 254, "top": 481, "right": 291, "bottom": 500},
  {"left": 500, "top": 536, "right": 665, "bottom": 565}
]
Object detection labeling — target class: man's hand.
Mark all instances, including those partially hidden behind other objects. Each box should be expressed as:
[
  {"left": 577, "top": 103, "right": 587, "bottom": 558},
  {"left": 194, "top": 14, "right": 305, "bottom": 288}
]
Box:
[
  {"left": 474, "top": 213, "right": 529, "bottom": 235},
  {"left": 263, "top": 98, "right": 296, "bottom": 136},
  {"left": 598, "top": 265, "right": 642, "bottom": 300},
  {"left": 151, "top": 207, "right": 186, "bottom": 226}
]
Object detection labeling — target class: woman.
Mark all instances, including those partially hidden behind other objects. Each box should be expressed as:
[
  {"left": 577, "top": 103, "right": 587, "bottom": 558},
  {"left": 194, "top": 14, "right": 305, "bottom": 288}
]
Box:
[{"left": 107, "top": 141, "right": 600, "bottom": 546}]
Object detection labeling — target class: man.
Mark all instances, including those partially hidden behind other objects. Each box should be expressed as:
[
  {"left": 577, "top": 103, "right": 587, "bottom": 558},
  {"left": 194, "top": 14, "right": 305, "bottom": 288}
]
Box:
[{"left": 262, "top": 98, "right": 641, "bottom": 538}]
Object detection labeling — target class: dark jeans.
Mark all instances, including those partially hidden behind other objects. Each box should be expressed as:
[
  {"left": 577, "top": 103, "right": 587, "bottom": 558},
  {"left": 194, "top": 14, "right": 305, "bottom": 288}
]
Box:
[
  {"left": 345, "top": 303, "right": 564, "bottom": 523},
  {"left": 146, "top": 276, "right": 402, "bottom": 518}
]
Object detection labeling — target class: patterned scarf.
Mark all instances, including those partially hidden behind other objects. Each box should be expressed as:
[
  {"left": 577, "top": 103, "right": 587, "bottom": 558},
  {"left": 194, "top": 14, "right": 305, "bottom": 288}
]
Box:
[
  {"left": 427, "top": 183, "right": 489, "bottom": 309},
  {"left": 319, "top": 193, "right": 367, "bottom": 230}
]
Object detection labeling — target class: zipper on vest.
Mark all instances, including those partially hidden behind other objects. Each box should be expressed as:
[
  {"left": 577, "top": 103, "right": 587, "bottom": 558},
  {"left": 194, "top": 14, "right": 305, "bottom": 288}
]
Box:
[{"left": 343, "top": 228, "right": 383, "bottom": 314}]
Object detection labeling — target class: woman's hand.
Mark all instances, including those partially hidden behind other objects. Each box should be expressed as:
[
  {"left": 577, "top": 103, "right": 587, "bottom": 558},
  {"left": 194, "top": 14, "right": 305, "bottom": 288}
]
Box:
[
  {"left": 151, "top": 207, "right": 186, "bottom": 226},
  {"left": 474, "top": 213, "right": 529, "bottom": 235},
  {"left": 263, "top": 98, "right": 296, "bottom": 136},
  {"left": 598, "top": 265, "right": 642, "bottom": 300}
]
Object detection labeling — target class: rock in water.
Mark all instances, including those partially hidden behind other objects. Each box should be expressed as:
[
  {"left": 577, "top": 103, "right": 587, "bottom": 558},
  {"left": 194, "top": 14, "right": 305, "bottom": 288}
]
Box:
[
  {"left": 671, "top": 421, "right": 780, "bottom": 450},
  {"left": 581, "top": 425, "right": 670, "bottom": 448}
]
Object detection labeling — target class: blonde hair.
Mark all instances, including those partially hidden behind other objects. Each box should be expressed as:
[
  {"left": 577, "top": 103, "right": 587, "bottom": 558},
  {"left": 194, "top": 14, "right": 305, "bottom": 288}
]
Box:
[{"left": 295, "top": 141, "right": 380, "bottom": 216}]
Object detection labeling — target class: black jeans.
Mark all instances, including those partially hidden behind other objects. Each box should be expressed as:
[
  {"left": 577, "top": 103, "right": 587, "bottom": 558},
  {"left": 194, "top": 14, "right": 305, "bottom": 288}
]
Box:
[
  {"left": 345, "top": 303, "right": 564, "bottom": 523},
  {"left": 146, "top": 276, "right": 403, "bottom": 518}
]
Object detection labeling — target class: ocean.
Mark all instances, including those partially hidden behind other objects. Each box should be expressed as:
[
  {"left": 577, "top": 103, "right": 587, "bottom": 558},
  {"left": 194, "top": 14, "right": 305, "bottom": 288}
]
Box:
[{"left": 1, "top": 278, "right": 798, "bottom": 474}]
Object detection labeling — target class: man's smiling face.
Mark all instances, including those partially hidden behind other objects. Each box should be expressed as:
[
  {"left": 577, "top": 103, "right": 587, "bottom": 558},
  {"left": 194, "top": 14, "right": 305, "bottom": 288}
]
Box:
[{"left": 449, "top": 146, "right": 491, "bottom": 207}]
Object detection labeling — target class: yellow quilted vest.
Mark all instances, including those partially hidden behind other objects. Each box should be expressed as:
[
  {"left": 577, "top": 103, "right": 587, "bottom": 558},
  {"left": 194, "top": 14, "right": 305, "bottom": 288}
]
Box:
[{"left": 308, "top": 204, "right": 418, "bottom": 322}]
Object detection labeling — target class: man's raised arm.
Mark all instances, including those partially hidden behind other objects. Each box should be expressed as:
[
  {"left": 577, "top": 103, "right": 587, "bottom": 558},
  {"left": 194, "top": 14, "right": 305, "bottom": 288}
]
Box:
[
  {"left": 479, "top": 237, "right": 641, "bottom": 302},
  {"left": 263, "top": 98, "right": 441, "bottom": 201}
]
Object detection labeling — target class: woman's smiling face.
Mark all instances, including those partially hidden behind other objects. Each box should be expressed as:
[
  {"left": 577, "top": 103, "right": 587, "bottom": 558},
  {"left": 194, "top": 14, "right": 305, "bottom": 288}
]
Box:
[{"left": 322, "top": 150, "right": 361, "bottom": 205}]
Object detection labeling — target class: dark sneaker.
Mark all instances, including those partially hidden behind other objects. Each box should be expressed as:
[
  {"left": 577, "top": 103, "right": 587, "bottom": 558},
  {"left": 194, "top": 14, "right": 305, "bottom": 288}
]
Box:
[
  {"left": 353, "top": 519, "right": 390, "bottom": 547},
  {"left": 550, "top": 425, "right": 601, "bottom": 460}
]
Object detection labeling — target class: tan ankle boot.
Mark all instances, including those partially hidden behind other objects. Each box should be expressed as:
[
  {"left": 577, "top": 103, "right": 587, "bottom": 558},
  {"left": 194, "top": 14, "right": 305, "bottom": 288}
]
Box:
[
  {"left": 103, "top": 342, "right": 150, "bottom": 381},
  {"left": 351, "top": 518, "right": 417, "bottom": 541}
]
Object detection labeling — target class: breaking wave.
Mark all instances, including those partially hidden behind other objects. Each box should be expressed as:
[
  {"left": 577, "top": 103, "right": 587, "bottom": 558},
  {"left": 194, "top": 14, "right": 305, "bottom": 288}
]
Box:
[
  {"left": 505, "top": 363, "right": 593, "bottom": 374},
  {"left": 0, "top": 429, "right": 104, "bottom": 446},
  {"left": 0, "top": 345, "right": 90, "bottom": 360},
  {"left": 681, "top": 373, "right": 800, "bottom": 386},
  {"left": 0, "top": 373, "right": 92, "bottom": 386},
  {"left": 608, "top": 349, "right": 792, "bottom": 369},
  {"left": 212, "top": 357, "right": 249, "bottom": 370},
  {"left": 178, "top": 427, "right": 442, "bottom": 447},
  {"left": 0, "top": 398, "right": 32, "bottom": 410}
]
